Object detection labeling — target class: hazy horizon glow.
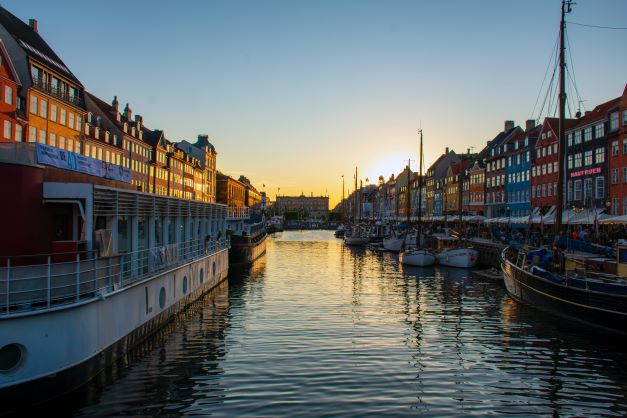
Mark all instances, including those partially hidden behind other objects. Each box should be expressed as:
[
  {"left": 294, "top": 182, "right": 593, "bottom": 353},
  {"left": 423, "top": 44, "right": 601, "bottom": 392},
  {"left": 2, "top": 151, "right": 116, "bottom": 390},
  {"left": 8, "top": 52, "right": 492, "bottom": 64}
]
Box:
[{"left": 5, "top": 0, "right": 626, "bottom": 207}]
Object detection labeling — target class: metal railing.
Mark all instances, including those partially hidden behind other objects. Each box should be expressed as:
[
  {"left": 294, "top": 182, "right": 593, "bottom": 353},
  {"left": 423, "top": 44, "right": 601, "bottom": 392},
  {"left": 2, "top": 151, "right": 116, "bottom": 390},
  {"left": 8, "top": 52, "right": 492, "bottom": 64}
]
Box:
[
  {"left": 0, "top": 238, "right": 229, "bottom": 316},
  {"left": 226, "top": 206, "right": 250, "bottom": 219},
  {"left": 31, "top": 75, "right": 82, "bottom": 106}
]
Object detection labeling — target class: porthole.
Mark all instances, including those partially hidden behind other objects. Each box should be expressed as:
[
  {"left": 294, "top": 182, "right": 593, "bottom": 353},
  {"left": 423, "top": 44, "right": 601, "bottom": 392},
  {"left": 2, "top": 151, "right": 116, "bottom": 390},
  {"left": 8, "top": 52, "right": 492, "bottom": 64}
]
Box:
[
  {"left": 0, "top": 343, "right": 26, "bottom": 373},
  {"left": 212, "top": 261, "right": 216, "bottom": 277},
  {"left": 159, "top": 287, "right": 166, "bottom": 309},
  {"left": 199, "top": 268, "right": 204, "bottom": 284},
  {"left": 182, "top": 276, "right": 188, "bottom": 294}
]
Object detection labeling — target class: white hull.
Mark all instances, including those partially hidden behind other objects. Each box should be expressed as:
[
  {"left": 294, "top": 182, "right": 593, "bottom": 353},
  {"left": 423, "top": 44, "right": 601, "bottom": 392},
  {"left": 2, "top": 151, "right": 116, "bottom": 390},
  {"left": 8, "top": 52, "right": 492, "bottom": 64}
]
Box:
[
  {"left": 0, "top": 249, "right": 229, "bottom": 394},
  {"left": 383, "top": 237, "right": 404, "bottom": 252},
  {"left": 437, "top": 248, "right": 479, "bottom": 268},
  {"left": 400, "top": 249, "right": 435, "bottom": 267}
]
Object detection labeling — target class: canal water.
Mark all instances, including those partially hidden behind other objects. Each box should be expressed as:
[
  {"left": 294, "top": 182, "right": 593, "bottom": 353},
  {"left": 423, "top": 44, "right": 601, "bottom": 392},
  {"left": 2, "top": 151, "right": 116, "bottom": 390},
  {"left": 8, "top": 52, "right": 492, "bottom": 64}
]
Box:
[{"left": 37, "top": 231, "right": 627, "bottom": 416}]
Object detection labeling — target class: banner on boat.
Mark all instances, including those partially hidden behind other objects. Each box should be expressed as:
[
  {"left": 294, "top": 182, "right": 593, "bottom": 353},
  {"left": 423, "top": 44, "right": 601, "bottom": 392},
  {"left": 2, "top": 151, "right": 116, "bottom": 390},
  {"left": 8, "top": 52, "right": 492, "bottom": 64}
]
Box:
[{"left": 36, "top": 143, "right": 131, "bottom": 183}]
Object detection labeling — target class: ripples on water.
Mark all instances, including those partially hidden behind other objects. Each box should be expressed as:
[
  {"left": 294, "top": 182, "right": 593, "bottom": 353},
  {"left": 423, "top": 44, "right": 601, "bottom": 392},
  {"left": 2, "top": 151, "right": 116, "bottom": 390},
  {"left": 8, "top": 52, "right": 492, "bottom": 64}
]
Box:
[{"left": 33, "top": 231, "right": 627, "bottom": 417}]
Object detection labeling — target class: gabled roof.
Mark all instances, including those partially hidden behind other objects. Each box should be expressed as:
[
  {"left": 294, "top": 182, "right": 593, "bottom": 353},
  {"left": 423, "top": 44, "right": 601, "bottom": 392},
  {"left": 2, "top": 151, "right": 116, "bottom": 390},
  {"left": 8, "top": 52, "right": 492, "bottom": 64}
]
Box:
[
  {"left": 0, "top": 39, "right": 20, "bottom": 85},
  {"left": 0, "top": 6, "right": 82, "bottom": 86},
  {"left": 568, "top": 96, "right": 621, "bottom": 130}
]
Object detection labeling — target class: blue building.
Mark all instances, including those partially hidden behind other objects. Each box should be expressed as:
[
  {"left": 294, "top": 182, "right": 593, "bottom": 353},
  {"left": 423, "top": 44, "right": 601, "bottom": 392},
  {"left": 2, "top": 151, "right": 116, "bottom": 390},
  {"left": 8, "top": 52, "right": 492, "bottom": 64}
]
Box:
[
  {"left": 434, "top": 188, "right": 443, "bottom": 216},
  {"left": 505, "top": 121, "right": 541, "bottom": 221}
]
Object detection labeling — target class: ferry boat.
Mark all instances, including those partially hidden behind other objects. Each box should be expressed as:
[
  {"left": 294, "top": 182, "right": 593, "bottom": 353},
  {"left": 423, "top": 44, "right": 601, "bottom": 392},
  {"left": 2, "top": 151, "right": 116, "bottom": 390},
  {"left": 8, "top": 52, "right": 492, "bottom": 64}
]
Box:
[
  {"left": 229, "top": 218, "right": 268, "bottom": 265},
  {"left": 0, "top": 143, "right": 233, "bottom": 403}
]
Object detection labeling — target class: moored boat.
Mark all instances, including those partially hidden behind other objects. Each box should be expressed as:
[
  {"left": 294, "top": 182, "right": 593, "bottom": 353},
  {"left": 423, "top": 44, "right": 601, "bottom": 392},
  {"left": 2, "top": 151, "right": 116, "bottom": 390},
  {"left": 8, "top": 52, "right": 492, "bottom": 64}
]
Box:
[
  {"left": 400, "top": 249, "right": 436, "bottom": 267},
  {"left": 229, "top": 222, "right": 268, "bottom": 265},
  {"left": 437, "top": 247, "right": 479, "bottom": 268}
]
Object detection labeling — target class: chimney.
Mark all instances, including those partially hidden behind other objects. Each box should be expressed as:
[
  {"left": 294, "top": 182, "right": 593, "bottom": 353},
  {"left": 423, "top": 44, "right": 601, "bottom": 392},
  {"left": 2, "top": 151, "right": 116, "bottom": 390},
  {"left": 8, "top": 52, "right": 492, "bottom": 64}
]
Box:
[
  {"left": 123, "top": 103, "right": 132, "bottom": 121},
  {"left": 29, "top": 19, "right": 38, "bottom": 33},
  {"left": 525, "top": 119, "right": 535, "bottom": 131},
  {"left": 112, "top": 96, "right": 119, "bottom": 111},
  {"left": 135, "top": 114, "right": 142, "bottom": 129},
  {"left": 445, "top": 147, "right": 449, "bottom": 154},
  {"left": 504, "top": 120, "right": 515, "bottom": 131}
]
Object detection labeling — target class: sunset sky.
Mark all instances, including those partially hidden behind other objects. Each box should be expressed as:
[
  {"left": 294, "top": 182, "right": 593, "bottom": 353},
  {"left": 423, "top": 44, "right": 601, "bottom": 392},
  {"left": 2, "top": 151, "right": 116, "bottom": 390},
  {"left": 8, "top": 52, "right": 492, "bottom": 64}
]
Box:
[{"left": 5, "top": 0, "right": 626, "bottom": 207}]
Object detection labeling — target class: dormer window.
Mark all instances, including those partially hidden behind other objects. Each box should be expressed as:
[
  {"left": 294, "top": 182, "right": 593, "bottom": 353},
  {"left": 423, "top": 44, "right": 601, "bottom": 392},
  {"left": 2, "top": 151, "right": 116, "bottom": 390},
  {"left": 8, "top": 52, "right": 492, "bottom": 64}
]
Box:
[
  {"left": 105, "top": 130, "right": 110, "bottom": 143},
  {"left": 94, "top": 126, "right": 100, "bottom": 139},
  {"left": 131, "top": 127, "right": 136, "bottom": 137},
  {"left": 123, "top": 122, "right": 128, "bottom": 133},
  {"left": 113, "top": 134, "right": 119, "bottom": 146},
  {"left": 138, "top": 130, "right": 143, "bottom": 140}
]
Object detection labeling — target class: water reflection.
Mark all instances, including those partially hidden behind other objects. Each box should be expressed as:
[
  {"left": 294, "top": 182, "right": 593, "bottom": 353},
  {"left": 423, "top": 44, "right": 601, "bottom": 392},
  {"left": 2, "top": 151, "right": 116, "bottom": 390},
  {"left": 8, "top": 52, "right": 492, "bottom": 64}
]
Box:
[{"left": 25, "top": 231, "right": 627, "bottom": 417}]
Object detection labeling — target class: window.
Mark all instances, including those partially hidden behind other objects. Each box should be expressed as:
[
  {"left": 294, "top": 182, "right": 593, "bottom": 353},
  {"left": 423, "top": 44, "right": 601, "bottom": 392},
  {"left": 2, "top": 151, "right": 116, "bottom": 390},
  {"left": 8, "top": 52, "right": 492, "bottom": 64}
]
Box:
[
  {"left": 77, "top": 116, "right": 82, "bottom": 132},
  {"left": 542, "top": 164, "right": 546, "bottom": 175},
  {"left": 40, "top": 100, "right": 47, "bottom": 118},
  {"left": 60, "top": 109, "right": 66, "bottom": 125},
  {"left": 595, "top": 176, "right": 604, "bottom": 199},
  {"left": 28, "top": 127, "right": 36, "bottom": 142},
  {"left": 612, "top": 168, "right": 619, "bottom": 184},
  {"left": 623, "top": 138, "right": 627, "bottom": 154},
  {"left": 542, "top": 183, "right": 546, "bottom": 197},
  {"left": 526, "top": 151, "right": 530, "bottom": 162},
  {"left": 38, "top": 129, "right": 46, "bottom": 144},
  {"left": 532, "top": 185, "right": 536, "bottom": 198},
  {"left": 584, "top": 150, "right": 593, "bottom": 166},
  {"left": 554, "top": 161, "right": 558, "bottom": 173},
  {"left": 68, "top": 138, "right": 74, "bottom": 152},
  {"left": 612, "top": 198, "right": 619, "bottom": 215},
  {"left": 69, "top": 113, "right": 75, "bottom": 130},
  {"left": 568, "top": 154, "right": 573, "bottom": 169},
  {"left": 547, "top": 163, "right": 552, "bottom": 174},
  {"left": 624, "top": 167, "right": 627, "bottom": 183},
  {"left": 623, "top": 110, "right": 627, "bottom": 126},
  {"left": 574, "top": 153, "right": 582, "bottom": 168},
  {"left": 574, "top": 180, "right": 582, "bottom": 201},
  {"left": 612, "top": 140, "right": 620, "bottom": 156},
  {"left": 595, "top": 123, "right": 604, "bottom": 138},
  {"left": 15, "top": 124, "right": 22, "bottom": 142},
  {"left": 610, "top": 112, "right": 619, "bottom": 131},
  {"left": 50, "top": 104, "right": 57, "bottom": 122},
  {"left": 4, "top": 85, "right": 12, "bottom": 105},
  {"left": 537, "top": 148, "right": 541, "bottom": 158},
  {"left": 574, "top": 131, "right": 581, "bottom": 144},
  {"left": 49, "top": 133, "right": 56, "bottom": 147},
  {"left": 567, "top": 181, "right": 573, "bottom": 202},
  {"left": 583, "top": 178, "right": 593, "bottom": 199},
  {"left": 548, "top": 182, "right": 553, "bottom": 196},
  {"left": 567, "top": 133, "right": 573, "bottom": 146},
  {"left": 554, "top": 143, "right": 558, "bottom": 154},
  {"left": 29, "top": 95, "right": 37, "bottom": 114},
  {"left": 583, "top": 127, "right": 592, "bottom": 142},
  {"left": 3, "top": 120, "right": 11, "bottom": 139},
  {"left": 508, "top": 156, "right": 512, "bottom": 166},
  {"left": 58, "top": 136, "right": 65, "bottom": 150},
  {"left": 542, "top": 147, "right": 546, "bottom": 157},
  {"left": 595, "top": 147, "right": 605, "bottom": 164}
]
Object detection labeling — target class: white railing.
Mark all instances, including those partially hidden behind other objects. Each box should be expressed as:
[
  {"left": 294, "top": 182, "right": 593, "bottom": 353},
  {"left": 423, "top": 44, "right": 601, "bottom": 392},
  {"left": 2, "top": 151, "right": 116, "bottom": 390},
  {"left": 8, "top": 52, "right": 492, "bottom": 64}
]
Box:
[
  {"left": 0, "top": 238, "right": 229, "bottom": 316},
  {"left": 226, "top": 206, "right": 250, "bottom": 219}
]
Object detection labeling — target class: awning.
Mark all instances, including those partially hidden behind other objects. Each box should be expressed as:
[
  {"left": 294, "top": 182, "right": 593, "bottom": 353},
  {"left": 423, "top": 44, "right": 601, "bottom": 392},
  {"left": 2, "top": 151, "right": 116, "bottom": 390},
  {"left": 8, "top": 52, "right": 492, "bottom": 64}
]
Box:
[{"left": 599, "top": 214, "right": 627, "bottom": 225}]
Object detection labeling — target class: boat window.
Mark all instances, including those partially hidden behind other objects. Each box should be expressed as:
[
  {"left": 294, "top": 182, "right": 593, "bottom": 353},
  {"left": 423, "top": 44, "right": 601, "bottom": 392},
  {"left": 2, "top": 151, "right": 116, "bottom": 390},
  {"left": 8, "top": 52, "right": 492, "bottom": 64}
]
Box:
[{"left": 159, "top": 287, "right": 166, "bottom": 309}]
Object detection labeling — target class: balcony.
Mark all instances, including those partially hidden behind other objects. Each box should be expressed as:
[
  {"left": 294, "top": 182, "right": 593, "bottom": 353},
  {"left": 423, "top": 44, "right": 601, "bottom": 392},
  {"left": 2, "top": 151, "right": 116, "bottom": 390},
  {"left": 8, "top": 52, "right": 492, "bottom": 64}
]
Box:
[
  {"left": 31, "top": 75, "right": 82, "bottom": 107},
  {"left": 226, "top": 206, "right": 250, "bottom": 220}
]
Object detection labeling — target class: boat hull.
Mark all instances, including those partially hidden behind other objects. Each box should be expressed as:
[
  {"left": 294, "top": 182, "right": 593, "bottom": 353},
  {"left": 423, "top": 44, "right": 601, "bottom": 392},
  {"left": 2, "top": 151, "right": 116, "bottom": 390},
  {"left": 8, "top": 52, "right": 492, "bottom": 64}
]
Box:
[
  {"left": 382, "top": 237, "right": 404, "bottom": 252},
  {"left": 502, "top": 255, "right": 627, "bottom": 334},
  {"left": 344, "top": 236, "right": 368, "bottom": 246},
  {"left": 400, "top": 250, "right": 435, "bottom": 267},
  {"left": 437, "top": 248, "right": 479, "bottom": 268},
  {"left": 0, "top": 250, "right": 229, "bottom": 406},
  {"left": 229, "top": 233, "right": 267, "bottom": 265}
]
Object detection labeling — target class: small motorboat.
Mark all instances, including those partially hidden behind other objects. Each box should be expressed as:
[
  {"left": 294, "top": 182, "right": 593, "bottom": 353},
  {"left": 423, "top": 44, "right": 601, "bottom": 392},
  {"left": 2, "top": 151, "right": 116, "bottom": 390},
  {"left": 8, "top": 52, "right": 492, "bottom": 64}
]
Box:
[{"left": 400, "top": 248, "right": 436, "bottom": 267}]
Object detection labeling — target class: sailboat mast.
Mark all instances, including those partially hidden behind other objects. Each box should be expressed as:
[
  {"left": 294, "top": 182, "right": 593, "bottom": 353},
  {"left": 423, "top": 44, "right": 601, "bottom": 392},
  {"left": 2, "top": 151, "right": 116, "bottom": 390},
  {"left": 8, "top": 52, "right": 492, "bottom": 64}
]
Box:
[
  {"left": 406, "top": 159, "right": 411, "bottom": 225},
  {"left": 354, "top": 166, "right": 358, "bottom": 223},
  {"left": 555, "top": 0, "right": 571, "bottom": 235},
  {"left": 418, "top": 130, "right": 423, "bottom": 228}
]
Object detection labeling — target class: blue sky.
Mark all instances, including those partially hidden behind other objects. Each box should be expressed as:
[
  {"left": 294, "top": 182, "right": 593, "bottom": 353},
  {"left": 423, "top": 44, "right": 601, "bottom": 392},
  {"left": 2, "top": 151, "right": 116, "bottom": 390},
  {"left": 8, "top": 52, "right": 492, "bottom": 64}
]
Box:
[{"left": 4, "top": 0, "right": 626, "bottom": 205}]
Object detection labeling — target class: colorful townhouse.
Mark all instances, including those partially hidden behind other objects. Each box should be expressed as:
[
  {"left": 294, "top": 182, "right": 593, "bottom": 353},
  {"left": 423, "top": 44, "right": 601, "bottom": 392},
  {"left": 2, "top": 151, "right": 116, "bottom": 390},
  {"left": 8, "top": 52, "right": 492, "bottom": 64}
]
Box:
[
  {"left": 0, "top": 39, "right": 24, "bottom": 142},
  {"left": 565, "top": 98, "right": 616, "bottom": 212},
  {"left": 505, "top": 121, "right": 540, "bottom": 219},
  {"left": 425, "top": 147, "right": 460, "bottom": 217},
  {"left": 608, "top": 85, "right": 627, "bottom": 215},
  {"left": 466, "top": 161, "right": 485, "bottom": 216},
  {"left": 484, "top": 121, "right": 521, "bottom": 218}
]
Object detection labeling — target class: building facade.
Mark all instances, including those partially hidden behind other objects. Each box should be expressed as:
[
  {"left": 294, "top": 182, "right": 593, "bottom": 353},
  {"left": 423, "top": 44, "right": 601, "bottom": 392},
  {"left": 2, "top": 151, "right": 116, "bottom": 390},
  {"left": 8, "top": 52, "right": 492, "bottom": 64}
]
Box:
[
  {"left": 485, "top": 121, "right": 521, "bottom": 218},
  {"left": 275, "top": 194, "right": 329, "bottom": 219},
  {"left": 608, "top": 85, "right": 627, "bottom": 215},
  {"left": 505, "top": 121, "right": 539, "bottom": 219}
]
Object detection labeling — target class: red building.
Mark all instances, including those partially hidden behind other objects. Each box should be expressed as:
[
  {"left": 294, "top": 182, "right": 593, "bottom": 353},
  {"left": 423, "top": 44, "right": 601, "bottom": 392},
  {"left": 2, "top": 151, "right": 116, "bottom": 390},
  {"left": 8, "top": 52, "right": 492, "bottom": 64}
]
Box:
[
  {"left": 466, "top": 161, "right": 485, "bottom": 215},
  {"left": 531, "top": 118, "right": 573, "bottom": 210},
  {"left": 0, "top": 39, "right": 25, "bottom": 142},
  {"left": 608, "top": 84, "right": 627, "bottom": 216}
]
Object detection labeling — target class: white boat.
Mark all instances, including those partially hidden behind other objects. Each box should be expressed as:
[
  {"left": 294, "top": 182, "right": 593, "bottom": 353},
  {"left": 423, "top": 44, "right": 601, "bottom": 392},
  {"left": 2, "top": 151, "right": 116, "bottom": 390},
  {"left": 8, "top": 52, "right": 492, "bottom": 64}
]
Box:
[
  {"left": 437, "top": 247, "right": 479, "bottom": 268},
  {"left": 383, "top": 234, "right": 405, "bottom": 252},
  {"left": 400, "top": 249, "right": 435, "bottom": 266}
]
